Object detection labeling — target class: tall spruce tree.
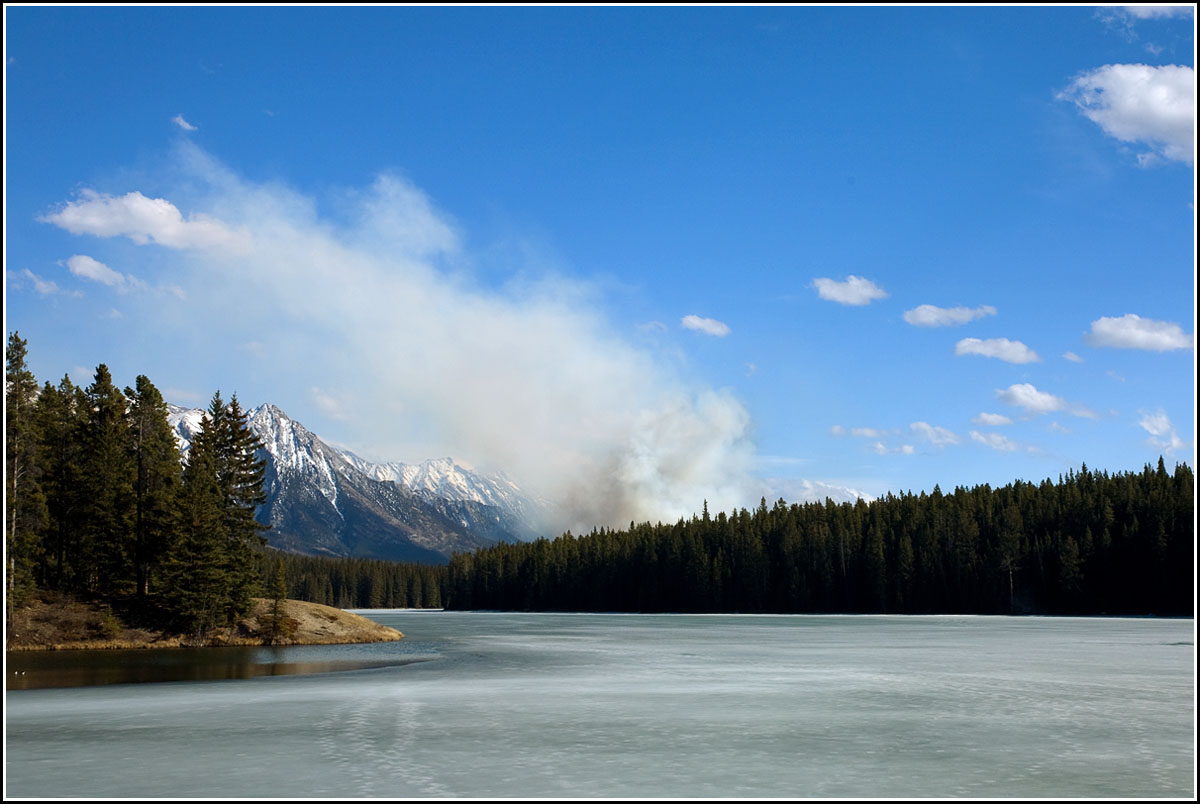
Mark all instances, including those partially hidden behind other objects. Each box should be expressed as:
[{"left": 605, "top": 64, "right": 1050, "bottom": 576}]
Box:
[
  {"left": 34, "top": 376, "right": 85, "bottom": 590},
  {"left": 163, "top": 419, "right": 230, "bottom": 635},
  {"left": 125, "top": 376, "right": 181, "bottom": 597},
  {"left": 6, "top": 333, "right": 47, "bottom": 631},
  {"left": 265, "top": 561, "right": 293, "bottom": 644},
  {"left": 161, "top": 393, "right": 269, "bottom": 632},
  {"left": 77, "top": 365, "right": 136, "bottom": 593},
  {"left": 212, "top": 393, "right": 269, "bottom": 619}
]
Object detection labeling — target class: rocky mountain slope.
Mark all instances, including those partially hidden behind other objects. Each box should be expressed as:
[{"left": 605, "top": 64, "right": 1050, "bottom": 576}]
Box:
[{"left": 167, "top": 402, "right": 544, "bottom": 562}]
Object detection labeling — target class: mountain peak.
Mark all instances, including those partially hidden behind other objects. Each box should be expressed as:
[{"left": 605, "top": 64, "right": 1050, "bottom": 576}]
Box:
[
  {"left": 250, "top": 402, "right": 291, "bottom": 424},
  {"left": 166, "top": 399, "right": 547, "bottom": 559}
]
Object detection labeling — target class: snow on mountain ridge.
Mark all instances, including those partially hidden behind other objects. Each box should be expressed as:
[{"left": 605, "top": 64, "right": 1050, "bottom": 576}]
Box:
[
  {"left": 165, "top": 403, "right": 206, "bottom": 456},
  {"left": 248, "top": 404, "right": 341, "bottom": 512},
  {"left": 167, "top": 401, "right": 544, "bottom": 535},
  {"left": 340, "top": 451, "right": 531, "bottom": 514},
  {"left": 169, "top": 403, "right": 344, "bottom": 512}
]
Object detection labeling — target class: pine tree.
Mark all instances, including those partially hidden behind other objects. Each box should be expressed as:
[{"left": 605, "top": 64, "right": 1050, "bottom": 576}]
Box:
[
  {"left": 211, "top": 393, "right": 269, "bottom": 620},
  {"left": 997, "top": 502, "right": 1023, "bottom": 613},
  {"left": 159, "top": 393, "right": 270, "bottom": 632},
  {"left": 77, "top": 365, "right": 136, "bottom": 594},
  {"left": 265, "top": 561, "right": 293, "bottom": 644},
  {"left": 163, "top": 423, "right": 230, "bottom": 635},
  {"left": 125, "top": 376, "right": 182, "bottom": 597},
  {"left": 6, "top": 333, "right": 48, "bottom": 632},
  {"left": 34, "top": 376, "right": 85, "bottom": 590}
]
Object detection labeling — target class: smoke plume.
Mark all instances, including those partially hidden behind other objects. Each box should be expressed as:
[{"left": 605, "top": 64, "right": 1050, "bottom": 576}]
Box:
[{"left": 44, "top": 145, "right": 757, "bottom": 533}]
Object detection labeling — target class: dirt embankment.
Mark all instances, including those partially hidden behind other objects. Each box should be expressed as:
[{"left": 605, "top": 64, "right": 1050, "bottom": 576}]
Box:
[{"left": 6, "top": 595, "right": 402, "bottom": 651}]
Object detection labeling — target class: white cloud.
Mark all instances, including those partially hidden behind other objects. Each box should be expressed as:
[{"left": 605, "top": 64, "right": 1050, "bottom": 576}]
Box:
[
  {"left": 970, "top": 430, "right": 1018, "bottom": 452},
  {"left": 171, "top": 114, "right": 198, "bottom": 132},
  {"left": 46, "top": 144, "right": 759, "bottom": 534},
  {"left": 830, "top": 424, "right": 846, "bottom": 436},
  {"left": 973, "top": 412, "right": 1012, "bottom": 426},
  {"left": 955, "top": 337, "right": 1040, "bottom": 364},
  {"left": 996, "top": 383, "right": 1066, "bottom": 415},
  {"left": 637, "top": 321, "right": 668, "bottom": 333},
  {"left": 996, "top": 383, "right": 1097, "bottom": 419},
  {"left": 811, "top": 275, "right": 887, "bottom": 306},
  {"left": 903, "top": 304, "right": 996, "bottom": 327},
  {"left": 61, "top": 254, "right": 130, "bottom": 289},
  {"left": 40, "top": 189, "right": 251, "bottom": 254},
  {"left": 1063, "top": 351, "right": 1084, "bottom": 363},
  {"left": 1138, "top": 409, "right": 1174, "bottom": 438},
  {"left": 1121, "top": 5, "right": 1193, "bottom": 19},
  {"left": 910, "top": 421, "right": 960, "bottom": 447},
  {"left": 851, "top": 427, "right": 886, "bottom": 438},
  {"left": 1085, "top": 314, "right": 1193, "bottom": 351},
  {"left": 1048, "top": 421, "right": 1072, "bottom": 434},
  {"left": 1138, "top": 409, "right": 1185, "bottom": 453},
  {"left": 1058, "top": 63, "right": 1195, "bottom": 164},
  {"left": 744, "top": 363, "right": 757, "bottom": 377},
  {"left": 681, "top": 314, "right": 731, "bottom": 337},
  {"left": 21, "top": 268, "right": 68, "bottom": 296},
  {"left": 872, "top": 442, "right": 914, "bottom": 456}
]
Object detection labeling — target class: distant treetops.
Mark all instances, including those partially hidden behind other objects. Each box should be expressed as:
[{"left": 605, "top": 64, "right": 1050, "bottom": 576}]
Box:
[{"left": 444, "top": 463, "right": 1192, "bottom": 616}]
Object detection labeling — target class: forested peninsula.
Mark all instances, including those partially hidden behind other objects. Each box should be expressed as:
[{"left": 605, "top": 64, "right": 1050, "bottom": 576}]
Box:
[{"left": 4, "top": 333, "right": 410, "bottom": 649}]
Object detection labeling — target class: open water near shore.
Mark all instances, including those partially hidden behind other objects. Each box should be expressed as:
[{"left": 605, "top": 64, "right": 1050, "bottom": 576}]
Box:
[{"left": 4, "top": 612, "right": 1195, "bottom": 798}]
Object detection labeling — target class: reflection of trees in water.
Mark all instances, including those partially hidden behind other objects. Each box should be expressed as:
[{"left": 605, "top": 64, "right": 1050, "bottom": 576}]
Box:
[{"left": 5, "top": 649, "right": 429, "bottom": 690}]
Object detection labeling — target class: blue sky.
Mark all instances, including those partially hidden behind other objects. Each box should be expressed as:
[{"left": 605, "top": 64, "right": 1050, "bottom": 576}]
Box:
[{"left": 4, "top": 5, "right": 1195, "bottom": 532}]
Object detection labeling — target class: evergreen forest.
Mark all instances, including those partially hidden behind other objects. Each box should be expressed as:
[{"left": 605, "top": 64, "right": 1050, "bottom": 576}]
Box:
[
  {"left": 259, "top": 551, "right": 445, "bottom": 610},
  {"left": 5, "top": 332, "right": 273, "bottom": 635},
  {"left": 444, "top": 462, "right": 1193, "bottom": 615}
]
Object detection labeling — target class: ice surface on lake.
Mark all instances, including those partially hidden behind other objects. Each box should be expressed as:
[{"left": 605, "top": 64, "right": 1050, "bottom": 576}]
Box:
[{"left": 5, "top": 613, "right": 1194, "bottom": 798}]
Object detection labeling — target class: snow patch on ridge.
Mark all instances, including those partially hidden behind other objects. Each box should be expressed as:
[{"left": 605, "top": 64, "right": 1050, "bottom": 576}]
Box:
[{"left": 168, "top": 400, "right": 550, "bottom": 535}]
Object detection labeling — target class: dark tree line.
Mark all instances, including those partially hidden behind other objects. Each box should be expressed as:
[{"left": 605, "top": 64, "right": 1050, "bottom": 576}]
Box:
[
  {"left": 445, "top": 461, "right": 1193, "bottom": 616},
  {"left": 6, "top": 332, "right": 270, "bottom": 636},
  {"left": 257, "top": 551, "right": 445, "bottom": 609}
]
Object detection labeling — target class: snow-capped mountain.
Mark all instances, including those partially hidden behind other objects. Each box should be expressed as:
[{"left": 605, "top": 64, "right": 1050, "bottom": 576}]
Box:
[
  {"left": 166, "top": 403, "right": 206, "bottom": 453},
  {"left": 166, "top": 402, "right": 543, "bottom": 562},
  {"left": 339, "top": 452, "right": 545, "bottom": 534}
]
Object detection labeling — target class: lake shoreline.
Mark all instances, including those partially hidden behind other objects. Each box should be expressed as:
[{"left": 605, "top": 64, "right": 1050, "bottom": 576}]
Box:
[{"left": 6, "top": 595, "right": 403, "bottom": 651}]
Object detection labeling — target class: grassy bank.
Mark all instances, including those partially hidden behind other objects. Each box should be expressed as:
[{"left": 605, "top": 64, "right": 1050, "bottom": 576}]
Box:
[{"left": 6, "top": 593, "right": 402, "bottom": 651}]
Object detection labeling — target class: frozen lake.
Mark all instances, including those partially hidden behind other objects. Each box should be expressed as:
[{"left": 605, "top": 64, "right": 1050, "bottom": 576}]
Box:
[{"left": 4, "top": 612, "right": 1195, "bottom": 797}]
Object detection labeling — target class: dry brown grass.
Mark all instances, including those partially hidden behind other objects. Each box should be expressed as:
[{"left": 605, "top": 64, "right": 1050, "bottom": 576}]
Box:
[
  {"left": 6, "top": 593, "right": 402, "bottom": 651},
  {"left": 244, "top": 598, "right": 403, "bottom": 646}
]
